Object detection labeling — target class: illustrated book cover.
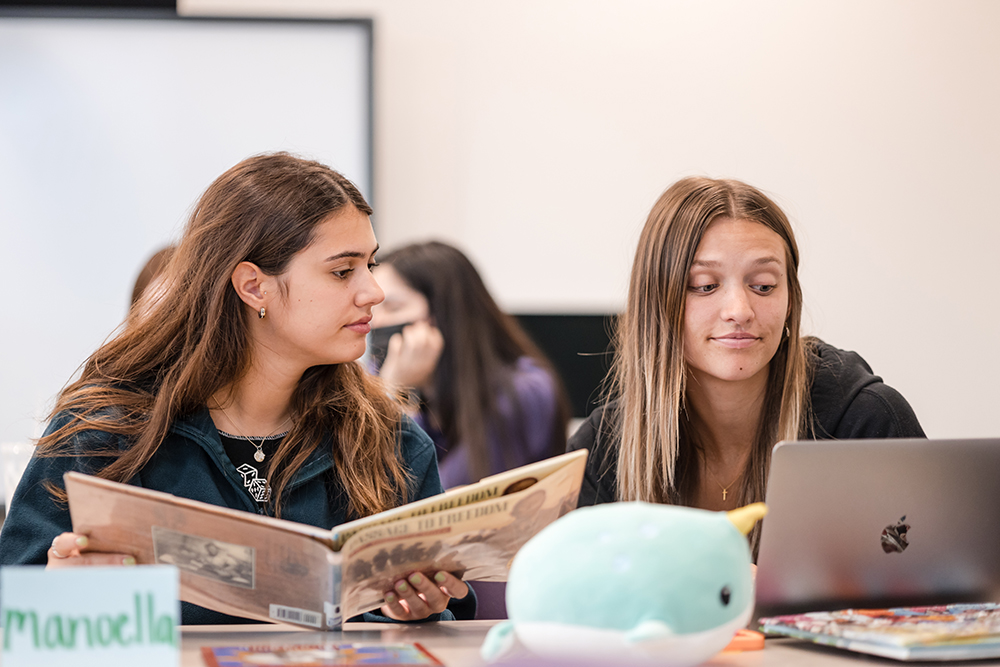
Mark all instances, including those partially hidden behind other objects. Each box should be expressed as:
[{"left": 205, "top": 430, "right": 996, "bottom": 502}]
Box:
[
  {"left": 759, "top": 603, "right": 1000, "bottom": 661},
  {"left": 64, "top": 449, "right": 586, "bottom": 629},
  {"left": 200, "top": 642, "right": 443, "bottom": 667}
]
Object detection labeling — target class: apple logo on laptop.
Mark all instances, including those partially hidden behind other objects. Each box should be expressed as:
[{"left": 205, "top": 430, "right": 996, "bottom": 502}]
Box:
[{"left": 880, "top": 515, "right": 910, "bottom": 553}]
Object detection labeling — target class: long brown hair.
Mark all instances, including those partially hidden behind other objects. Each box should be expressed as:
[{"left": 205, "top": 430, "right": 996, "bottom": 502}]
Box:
[
  {"left": 129, "top": 245, "right": 175, "bottom": 309},
  {"left": 38, "top": 152, "right": 408, "bottom": 519},
  {"left": 611, "top": 177, "right": 812, "bottom": 545},
  {"left": 380, "top": 241, "right": 570, "bottom": 480}
]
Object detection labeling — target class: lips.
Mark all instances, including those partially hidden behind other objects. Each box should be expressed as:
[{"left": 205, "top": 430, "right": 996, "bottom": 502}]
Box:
[
  {"left": 711, "top": 333, "right": 760, "bottom": 349},
  {"left": 345, "top": 315, "right": 372, "bottom": 334}
]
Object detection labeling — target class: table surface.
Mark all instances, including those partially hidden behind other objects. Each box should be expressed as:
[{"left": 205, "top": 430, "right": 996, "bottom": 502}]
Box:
[{"left": 181, "top": 621, "right": 1000, "bottom": 666}]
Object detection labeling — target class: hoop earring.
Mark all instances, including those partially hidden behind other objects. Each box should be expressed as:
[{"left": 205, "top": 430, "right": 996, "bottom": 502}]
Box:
[
  {"left": 784, "top": 325, "right": 790, "bottom": 338},
  {"left": 259, "top": 307, "right": 266, "bottom": 319}
]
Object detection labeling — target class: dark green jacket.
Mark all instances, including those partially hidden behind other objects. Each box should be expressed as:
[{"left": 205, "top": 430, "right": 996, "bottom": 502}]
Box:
[{"left": 0, "top": 407, "right": 475, "bottom": 624}]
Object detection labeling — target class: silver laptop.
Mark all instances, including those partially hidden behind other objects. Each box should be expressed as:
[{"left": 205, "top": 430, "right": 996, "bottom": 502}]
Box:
[{"left": 755, "top": 438, "right": 1000, "bottom": 619}]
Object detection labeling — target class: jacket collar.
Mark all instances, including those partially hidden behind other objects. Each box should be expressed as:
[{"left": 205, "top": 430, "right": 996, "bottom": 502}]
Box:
[{"left": 170, "top": 406, "right": 335, "bottom": 490}]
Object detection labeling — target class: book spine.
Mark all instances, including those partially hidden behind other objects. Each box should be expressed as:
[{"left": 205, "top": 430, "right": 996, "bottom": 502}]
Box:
[{"left": 326, "top": 558, "right": 343, "bottom": 629}]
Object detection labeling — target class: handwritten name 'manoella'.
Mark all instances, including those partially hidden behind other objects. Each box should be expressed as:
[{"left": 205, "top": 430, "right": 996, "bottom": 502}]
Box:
[{"left": 4, "top": 592, "right": 176, "bottom": 651}]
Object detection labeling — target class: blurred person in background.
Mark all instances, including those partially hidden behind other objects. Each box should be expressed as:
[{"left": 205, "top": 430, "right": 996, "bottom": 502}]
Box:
[{"left": 370, "top": 241, "right": 571, "bottom": 489}]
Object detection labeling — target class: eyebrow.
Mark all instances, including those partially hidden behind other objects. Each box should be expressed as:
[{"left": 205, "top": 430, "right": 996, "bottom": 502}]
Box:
[
  {"left": 691, "top": 256, "right": 782, "bottom": 269},
  {"left": 324, "top": 244, "right": 379, "bottom": 263}
]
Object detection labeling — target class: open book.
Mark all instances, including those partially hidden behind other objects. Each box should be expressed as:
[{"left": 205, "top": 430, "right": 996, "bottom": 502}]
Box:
[
  {"left": 64, "top": 449, "right": 586, "bottom": 629},
  {"left": 759, "top": 603, "right": 1000, "bottom": 661}
]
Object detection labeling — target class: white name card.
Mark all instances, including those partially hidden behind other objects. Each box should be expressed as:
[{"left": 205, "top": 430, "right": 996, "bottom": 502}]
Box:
[{"left": 1, "top": 565, "right": 180, "bottom": 667}]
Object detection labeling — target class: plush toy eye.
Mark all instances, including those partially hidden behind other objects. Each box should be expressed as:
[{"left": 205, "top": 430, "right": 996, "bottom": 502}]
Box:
[{"left": 720, "top": 586, "right": 731, "bottom": 606}]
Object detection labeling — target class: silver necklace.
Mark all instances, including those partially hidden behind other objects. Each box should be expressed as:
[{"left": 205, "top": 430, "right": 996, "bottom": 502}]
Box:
[{"left": 217, "top": 404, "right": 291, "bottom": 463}]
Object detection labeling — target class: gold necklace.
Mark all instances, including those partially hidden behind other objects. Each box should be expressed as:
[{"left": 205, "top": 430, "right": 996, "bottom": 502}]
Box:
[
  {"left": 706, "top": 465, "right": 744, "bottom": 501},
  {"left": 217, "top": 404, "right": 291, "bottom": 463}
]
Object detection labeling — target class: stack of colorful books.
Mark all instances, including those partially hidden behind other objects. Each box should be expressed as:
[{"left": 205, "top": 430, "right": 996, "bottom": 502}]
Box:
[{"left": 760, "top": 603, "right": 1000, "bottom": 661}]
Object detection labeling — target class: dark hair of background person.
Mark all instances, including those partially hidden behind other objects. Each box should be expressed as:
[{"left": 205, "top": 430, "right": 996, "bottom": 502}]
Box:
[
  {"left": 129, "top": 245, "right": 175, "bottom": 309},
  {"left": 37, "top": 152, "right": 409, "bottom": 519},
  {"left": 380, "top": 241, "right": 571, "bottom": 480}
]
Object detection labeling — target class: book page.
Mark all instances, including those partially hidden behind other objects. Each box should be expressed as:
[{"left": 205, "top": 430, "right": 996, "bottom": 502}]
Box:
[
  {"left": 65, "top": 473, "right": 342, "bottom": 629},
  {"left": 330, "top": 449, "right": 587, "bottom": 550},
  {"left": 336, "top": 450, "right": 587, "bottom": 619}
]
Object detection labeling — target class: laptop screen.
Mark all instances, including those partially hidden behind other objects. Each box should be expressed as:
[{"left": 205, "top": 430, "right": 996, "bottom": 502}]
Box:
[{"left": 755, "top": 438, "right": 1000, "bottom": 618}]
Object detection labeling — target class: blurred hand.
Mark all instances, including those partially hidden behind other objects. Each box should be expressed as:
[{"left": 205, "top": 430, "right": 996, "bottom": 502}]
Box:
[
  {"left": 47, "top": 532, "right": 136, "bottom": 569},
  {"left": 378, "top": 321, "right": 444, "bottom": 392},
  {"left": 380, "top": 570, "right": 469, "bottom": 621}
]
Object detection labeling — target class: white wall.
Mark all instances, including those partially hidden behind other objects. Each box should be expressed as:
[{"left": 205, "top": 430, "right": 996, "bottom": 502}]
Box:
[
  {"left": 6, "top": 1, "right": 999, "bottom": 442},
  {"left": 180, "top": 0, "right": 1000, "bottom": 439}
]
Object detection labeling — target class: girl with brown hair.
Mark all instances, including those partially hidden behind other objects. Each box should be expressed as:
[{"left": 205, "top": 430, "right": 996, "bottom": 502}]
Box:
[
  {"left": 568, "top": 176, "right": 924, "bottom": 553},
  {"left": 368, "top": 241, "right": 570, "bottom": 489},
  {"left": 0, "top": 153, "right": 473, "bottom": 623}
]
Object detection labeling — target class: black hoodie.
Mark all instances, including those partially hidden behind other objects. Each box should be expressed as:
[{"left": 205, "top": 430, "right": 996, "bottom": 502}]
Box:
[{"left": 568, "top": 340, "right": 925, "bottom": 507}]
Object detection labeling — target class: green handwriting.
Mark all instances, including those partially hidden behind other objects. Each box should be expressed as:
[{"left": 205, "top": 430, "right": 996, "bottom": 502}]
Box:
[{"left": 3, "top": 592, "right": 176, "bottom": 651}]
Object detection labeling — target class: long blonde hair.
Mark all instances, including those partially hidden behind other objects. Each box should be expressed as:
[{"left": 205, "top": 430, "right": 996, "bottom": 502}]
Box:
[
  {"left": 611, "top": 177, "right": 812, "bottom": 524},
  {"left": 38, "top": 153, "right": 408, "bottom": 519}
]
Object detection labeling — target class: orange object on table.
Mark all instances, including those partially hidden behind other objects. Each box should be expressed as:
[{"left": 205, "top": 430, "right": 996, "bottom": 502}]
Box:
[{"left": 723, "top": 629, "right": 765, "bottom": 652}]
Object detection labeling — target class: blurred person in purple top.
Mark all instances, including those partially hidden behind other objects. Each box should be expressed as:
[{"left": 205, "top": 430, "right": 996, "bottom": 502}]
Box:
[{"left": 368, "top": 241, "right": 570, "bottom": 489}]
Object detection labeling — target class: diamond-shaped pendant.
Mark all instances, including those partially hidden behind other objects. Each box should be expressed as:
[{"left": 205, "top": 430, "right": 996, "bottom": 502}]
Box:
[{"left": 254, "top": 450, "right": 265, "bottom": 463}]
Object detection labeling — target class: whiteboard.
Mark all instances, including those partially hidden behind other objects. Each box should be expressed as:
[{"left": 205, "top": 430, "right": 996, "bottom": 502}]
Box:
[{"left": 0, "top": 13, "right": 372, "bottom": 445}]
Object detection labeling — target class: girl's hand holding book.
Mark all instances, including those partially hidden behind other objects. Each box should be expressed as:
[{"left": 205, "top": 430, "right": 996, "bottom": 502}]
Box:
[
  {"left": 47, "top": 532, "right": 136, "bottom": 568},
  {"left": 381, "top": 570, "right": 468, "bottom": 621}
]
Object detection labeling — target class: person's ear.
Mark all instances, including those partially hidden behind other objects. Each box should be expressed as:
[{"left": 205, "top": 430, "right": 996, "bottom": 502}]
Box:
[{"left": 231, "top": 261, "right": 273, "bottom": 313}]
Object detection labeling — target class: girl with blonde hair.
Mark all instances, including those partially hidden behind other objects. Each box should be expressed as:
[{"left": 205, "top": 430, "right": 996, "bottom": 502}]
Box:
[{"left": 569, "top": 177, "right": 924, "bottom": 552}]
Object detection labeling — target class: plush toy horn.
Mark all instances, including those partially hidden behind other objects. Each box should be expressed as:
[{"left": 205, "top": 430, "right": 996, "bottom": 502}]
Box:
[{"left": 726, "top": 502, "right": 768, "bottom": 535}]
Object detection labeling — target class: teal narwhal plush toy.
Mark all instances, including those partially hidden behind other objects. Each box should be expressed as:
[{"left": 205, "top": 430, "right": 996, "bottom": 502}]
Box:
[{"left": 481, "top": 501, "right": 767, "bottom": 665}]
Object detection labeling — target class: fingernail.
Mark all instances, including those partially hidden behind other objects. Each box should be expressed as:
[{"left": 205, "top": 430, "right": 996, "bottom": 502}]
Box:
[
  {"left": 385, "top": 592, "right": 396, "bottom": 603},
  {"left": 396, "top": 580, "right": 409, "bottom": 593},
  {"left": 434, "top": 572, "right": 447, "bottom": 583},
  {"left": 75, "top": 536, "right": 89, "bottom": 548},
  {"left": 122, "top": 556, "right": 136, "bottom": 566},
  {"left": 409, "top": 573, "right": 423, "bottom": 585}
]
